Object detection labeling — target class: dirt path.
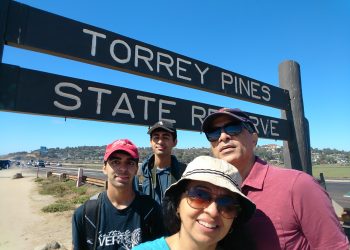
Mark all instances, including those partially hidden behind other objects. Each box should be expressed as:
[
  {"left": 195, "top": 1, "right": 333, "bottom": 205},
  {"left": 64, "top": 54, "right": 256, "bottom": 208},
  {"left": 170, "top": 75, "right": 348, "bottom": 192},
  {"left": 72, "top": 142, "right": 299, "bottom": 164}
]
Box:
[{"left": 0, "top": 167, "right": 72, "bottom": 250}]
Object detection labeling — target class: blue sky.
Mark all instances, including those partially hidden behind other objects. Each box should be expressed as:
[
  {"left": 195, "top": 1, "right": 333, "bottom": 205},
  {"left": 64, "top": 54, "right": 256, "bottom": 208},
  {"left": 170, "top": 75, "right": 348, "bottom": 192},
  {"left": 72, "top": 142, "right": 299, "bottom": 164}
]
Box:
[{"left": 1, "top": 0, "right": 349, "bottom": 155}]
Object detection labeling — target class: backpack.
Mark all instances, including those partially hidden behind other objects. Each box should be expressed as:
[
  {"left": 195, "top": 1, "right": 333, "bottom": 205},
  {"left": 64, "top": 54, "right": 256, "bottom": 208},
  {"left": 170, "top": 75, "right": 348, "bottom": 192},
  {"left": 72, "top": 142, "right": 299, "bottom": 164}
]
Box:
[
  {"left": 170, "top": 161, "right": 186, "bottom": 183},
  {"left": 83, "top": 194, "right": 102, "bottom": 250},
  {"left": 82, "top": 192, "right": 161, "bottom": 250},
  {"left": 146, "top": 155, "right": 186, "bottom": 197}
]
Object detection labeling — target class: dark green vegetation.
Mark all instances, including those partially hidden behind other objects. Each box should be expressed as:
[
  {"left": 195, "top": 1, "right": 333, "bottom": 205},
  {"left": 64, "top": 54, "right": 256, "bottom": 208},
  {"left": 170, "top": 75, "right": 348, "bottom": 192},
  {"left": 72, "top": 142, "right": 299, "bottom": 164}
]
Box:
[
  {"left": 35, "top": 176, "right": 103, "bottom": 213},
  {"left": 4, "top": 145, "right": 350, "bottom": 166}
]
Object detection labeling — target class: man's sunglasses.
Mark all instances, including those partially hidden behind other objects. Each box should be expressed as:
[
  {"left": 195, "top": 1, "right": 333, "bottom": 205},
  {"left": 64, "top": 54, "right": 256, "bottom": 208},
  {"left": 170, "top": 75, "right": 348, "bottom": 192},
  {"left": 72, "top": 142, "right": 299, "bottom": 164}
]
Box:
[
  {"left": 205, "top": 122, "right": 250, "bottom": 142},
  {"left": 185, "top": 186, "right": 241, "bottom": 219}
]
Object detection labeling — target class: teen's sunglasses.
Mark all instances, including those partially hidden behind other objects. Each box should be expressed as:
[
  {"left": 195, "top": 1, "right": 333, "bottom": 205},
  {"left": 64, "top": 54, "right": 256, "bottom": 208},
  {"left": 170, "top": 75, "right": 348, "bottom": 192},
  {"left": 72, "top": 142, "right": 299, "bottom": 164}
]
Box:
[
  {"left": 204, "top": 122, "right": 250, "bottom": 142},
  {"left": 185, "top": 186, "right": 241, "bottom": 219}
]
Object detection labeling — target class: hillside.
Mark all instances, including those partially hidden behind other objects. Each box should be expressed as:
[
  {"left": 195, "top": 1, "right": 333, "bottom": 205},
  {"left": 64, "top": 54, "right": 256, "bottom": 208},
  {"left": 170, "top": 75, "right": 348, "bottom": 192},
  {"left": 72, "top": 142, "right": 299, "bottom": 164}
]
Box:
[{"left": 2, "top": 144, "right": 350, "bottom": 166}]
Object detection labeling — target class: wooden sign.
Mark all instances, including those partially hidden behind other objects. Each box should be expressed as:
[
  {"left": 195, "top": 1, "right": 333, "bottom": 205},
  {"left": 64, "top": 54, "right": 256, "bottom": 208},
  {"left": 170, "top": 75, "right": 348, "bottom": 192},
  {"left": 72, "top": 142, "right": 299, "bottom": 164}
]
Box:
[
  {"left": 4, "top": 1, "right": 289, "bottom": 110},
  {"left": 0, "top": 63, "right": 290, "bottom": 140}
]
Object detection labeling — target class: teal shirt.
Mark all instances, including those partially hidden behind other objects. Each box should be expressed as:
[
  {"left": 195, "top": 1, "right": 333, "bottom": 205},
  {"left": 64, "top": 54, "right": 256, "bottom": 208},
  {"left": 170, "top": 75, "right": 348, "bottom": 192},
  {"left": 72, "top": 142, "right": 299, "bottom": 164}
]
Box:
[{"left": 132, "top": 237, "right": 170, "bottom": 250}]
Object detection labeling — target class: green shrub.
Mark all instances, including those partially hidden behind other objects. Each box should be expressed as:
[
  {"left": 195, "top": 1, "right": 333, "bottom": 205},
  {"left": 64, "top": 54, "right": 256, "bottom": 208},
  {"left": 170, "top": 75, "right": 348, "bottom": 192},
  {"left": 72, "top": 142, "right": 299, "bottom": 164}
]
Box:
[
  {"left": 72, "top": 194, "right": 90, "bottom": 204},
  {"left": 39, "top": 182, "right": 71, "bottom": 197},
  {"left": 72, "top": 186, "right": 88, "bottom": 195},
  {"left": 34, "top": 178, "right": 44, "bottom": 183},
  {"left": 37, "top": 175, "right": 104, "bottom": 213},
  {"left": 42, "top": 201, "right": 74, "bottom": 213}
]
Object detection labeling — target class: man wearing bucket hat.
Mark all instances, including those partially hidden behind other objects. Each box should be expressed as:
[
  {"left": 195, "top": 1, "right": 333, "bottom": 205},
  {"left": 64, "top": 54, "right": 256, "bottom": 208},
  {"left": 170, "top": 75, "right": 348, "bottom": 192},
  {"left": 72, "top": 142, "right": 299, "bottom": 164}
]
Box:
[
  {"left": 201, "top": 108, "right": 349, "bottom": 249},
  {"left": 137, "top": 120, "right": 186, "bottom": 204},
  {"left": 72, "top": 139, "right": 164, "bottom": 250},
  {"left": 133, "top": 156, "right": 256, "bottom": 250}
]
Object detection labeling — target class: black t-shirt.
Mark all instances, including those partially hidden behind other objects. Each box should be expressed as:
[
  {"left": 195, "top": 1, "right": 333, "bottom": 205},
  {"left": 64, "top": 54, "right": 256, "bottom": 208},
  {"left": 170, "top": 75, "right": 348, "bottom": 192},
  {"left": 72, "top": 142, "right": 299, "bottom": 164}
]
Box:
[{"left": 72, "top": 192, "right": 164, "bottom": 250}]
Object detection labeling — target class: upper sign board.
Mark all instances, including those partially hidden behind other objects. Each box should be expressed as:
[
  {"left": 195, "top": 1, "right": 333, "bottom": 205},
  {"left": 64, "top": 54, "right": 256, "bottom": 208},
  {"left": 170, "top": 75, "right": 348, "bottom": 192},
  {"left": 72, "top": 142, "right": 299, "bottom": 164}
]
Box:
[{"left": 4, "top": 1, "right": 290, "bottom": 110}]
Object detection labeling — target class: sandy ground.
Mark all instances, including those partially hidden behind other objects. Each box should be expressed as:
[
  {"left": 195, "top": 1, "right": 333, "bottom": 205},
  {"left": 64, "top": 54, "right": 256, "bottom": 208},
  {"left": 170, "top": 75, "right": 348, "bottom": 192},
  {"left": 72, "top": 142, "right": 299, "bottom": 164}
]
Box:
[{"left": 0, "top": 167, "right": 73, "bottom": 250}]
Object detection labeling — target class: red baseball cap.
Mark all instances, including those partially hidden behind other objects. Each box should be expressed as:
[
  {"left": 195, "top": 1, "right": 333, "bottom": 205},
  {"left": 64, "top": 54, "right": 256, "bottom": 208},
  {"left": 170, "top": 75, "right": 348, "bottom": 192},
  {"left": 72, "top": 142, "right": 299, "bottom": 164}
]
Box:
[{"left": 103, "top": 139, "right": 139, "bottom": 161}]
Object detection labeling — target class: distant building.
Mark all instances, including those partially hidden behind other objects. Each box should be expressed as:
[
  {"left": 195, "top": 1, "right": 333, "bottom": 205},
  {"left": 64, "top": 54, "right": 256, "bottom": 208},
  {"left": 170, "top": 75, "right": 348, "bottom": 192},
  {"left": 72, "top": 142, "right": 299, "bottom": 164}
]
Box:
[
  {"left": 259, "top": 144, "right": 282, "bottom": 152},
  {"left": 40, "top": 146, "right": 48, "bottom": 156}
]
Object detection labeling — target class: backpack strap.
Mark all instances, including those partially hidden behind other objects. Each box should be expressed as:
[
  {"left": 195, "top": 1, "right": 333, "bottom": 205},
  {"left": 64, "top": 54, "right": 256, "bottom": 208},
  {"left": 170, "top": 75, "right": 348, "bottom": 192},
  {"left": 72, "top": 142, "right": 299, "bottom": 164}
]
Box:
[
  {"left": 136, "top": 194, "right": 163, "bottom": 240},
  {"left": 137, "top": 195, "right": 151, "bottom": 237},
  {"left": 144, "top": 155, "right": 155, "bottom": 198},
  {"left": 170, "top": 162, "right": 186, "bottom": 184},
  {"left": 151, "top": 162, "right": 157, "bottom": 198},
  {"left": 146, "top": 156, "right": 186, "bottom": 199},
  {"left": 83, "top": 193, "right": 102, "bottom": 250}
]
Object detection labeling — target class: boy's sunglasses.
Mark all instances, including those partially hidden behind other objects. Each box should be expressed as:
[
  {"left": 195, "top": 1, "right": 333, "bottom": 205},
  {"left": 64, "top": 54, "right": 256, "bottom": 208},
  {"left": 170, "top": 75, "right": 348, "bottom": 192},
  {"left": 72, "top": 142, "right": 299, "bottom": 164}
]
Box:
[
  {"left": 185, "top": 186, "right": 241, "bottom": 219},
  {"left": 205, "top": 123, "right": 248, "bottom": 142}
]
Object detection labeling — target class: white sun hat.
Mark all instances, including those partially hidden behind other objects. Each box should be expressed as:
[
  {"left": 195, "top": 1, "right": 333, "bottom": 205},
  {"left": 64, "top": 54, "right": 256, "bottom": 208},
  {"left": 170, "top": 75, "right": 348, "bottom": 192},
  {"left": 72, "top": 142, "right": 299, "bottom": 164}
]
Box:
[{"left": 165, "top": 155, "right": 256, "bottom": 222}]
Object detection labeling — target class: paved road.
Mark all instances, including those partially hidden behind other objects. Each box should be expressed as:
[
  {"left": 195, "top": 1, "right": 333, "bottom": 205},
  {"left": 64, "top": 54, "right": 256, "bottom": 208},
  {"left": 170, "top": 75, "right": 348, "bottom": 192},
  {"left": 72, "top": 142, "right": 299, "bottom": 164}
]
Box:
[
  {"left": 326, "top": 180, "right": 350, "bottom": 209},
  {"left": 33, "top": 166, "right": 350, "bottom": 209}
]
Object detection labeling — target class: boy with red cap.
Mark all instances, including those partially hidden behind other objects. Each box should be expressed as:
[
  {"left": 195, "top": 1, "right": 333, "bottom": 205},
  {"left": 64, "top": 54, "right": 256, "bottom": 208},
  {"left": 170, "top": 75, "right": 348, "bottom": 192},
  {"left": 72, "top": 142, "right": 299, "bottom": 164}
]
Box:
[{"left": 72, "top": 139, "right": 164, "bottom": 250}]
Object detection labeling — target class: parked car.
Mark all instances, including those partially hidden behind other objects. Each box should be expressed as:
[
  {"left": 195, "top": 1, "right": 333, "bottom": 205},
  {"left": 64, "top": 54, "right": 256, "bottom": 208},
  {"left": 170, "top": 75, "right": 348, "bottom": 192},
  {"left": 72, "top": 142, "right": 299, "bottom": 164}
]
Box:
[
  {"left": 35, "top": 160, "right": 45, "bottom": 168},
  {"left": 0, "top": 160, "right": 11, "bottom": 169}
]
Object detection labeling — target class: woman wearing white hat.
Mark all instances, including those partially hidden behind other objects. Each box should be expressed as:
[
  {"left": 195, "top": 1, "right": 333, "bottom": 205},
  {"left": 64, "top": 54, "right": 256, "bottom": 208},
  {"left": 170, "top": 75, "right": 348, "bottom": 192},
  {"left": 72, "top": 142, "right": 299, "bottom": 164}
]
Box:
[{"left": 133, "top": 155, "right": 256, "bottom": 250}]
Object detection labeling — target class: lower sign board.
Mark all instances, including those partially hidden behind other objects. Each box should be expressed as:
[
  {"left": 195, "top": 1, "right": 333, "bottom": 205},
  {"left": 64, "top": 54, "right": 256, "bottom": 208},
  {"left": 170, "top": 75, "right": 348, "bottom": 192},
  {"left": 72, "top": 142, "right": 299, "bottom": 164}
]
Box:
[{"left": 0, "top": 63, "right": 290, "bottom": 140}]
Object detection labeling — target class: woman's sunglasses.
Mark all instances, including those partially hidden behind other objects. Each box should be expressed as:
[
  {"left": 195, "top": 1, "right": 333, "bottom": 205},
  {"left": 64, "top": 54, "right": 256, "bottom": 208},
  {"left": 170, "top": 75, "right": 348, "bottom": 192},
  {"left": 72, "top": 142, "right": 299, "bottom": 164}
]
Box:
[
  {"left": 205, "top": 122, "right": 248, "bottom": 142},
  {"left": 185, "top": 186, "right": 241, "bottom": 219}
]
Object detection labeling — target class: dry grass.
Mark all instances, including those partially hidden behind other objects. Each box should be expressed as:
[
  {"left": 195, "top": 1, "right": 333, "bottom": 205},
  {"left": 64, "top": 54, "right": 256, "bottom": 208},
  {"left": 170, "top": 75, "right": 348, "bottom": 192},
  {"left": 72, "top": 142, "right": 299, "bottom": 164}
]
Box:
[{"left": 36, "top": 176, "right": 104, "bottom": 212}]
